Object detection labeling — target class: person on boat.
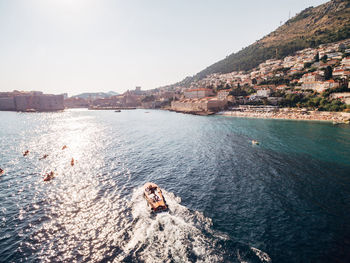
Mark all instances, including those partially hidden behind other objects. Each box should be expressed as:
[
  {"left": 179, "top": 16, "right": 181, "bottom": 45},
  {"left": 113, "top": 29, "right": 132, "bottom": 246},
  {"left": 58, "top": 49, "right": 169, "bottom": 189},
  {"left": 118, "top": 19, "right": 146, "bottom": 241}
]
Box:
[
  {"left": 71, "top": 158, "right": 74, "bottom": 166},
  {"left": 148, "top": 186, "right": 156, "bottom": 194},
  {"left": 62, "top": 145, "right": 67, "bottom": 150},
  {"left": 0, "top": 168, "right": 4, "bottom": 175},
  {"left": 153, "top": 194, "right": 160, "bottom": 202}
]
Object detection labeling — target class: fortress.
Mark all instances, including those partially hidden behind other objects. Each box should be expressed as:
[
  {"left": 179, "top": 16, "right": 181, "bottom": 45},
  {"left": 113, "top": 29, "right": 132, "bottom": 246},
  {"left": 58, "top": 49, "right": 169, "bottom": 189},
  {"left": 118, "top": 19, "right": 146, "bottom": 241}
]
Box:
[{"left": 0, "top": 91, "right": 64, "bottom": 112}]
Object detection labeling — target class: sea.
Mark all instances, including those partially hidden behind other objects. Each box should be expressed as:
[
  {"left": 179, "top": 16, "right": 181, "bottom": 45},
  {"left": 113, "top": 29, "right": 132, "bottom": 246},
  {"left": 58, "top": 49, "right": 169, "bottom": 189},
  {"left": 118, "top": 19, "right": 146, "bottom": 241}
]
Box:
[{"left": 0, "top": 109, "right": 350, "bottom": 263}]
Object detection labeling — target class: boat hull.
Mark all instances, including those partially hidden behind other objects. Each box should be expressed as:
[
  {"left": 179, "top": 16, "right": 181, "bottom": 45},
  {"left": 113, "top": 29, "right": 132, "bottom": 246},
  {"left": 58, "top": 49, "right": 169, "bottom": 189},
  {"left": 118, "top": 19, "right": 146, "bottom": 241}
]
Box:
[{"left": 143, "top": 182, "right": 168, "bottom": 213}]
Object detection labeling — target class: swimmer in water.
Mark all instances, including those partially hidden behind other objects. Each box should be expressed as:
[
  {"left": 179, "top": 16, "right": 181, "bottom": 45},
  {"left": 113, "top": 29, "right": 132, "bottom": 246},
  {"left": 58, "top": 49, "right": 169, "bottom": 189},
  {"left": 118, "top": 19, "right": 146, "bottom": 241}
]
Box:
[
  {"left": 43, "top": 171, "right": 54, "bottom": 181},
  {"left": 39, "top": 154, "right": 48, "bottom": 160}
]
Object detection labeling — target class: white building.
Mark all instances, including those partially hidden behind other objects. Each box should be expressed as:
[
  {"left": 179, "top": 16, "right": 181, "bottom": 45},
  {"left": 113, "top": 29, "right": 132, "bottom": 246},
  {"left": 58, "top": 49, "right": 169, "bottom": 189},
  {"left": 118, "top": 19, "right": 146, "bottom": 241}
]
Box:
[
  {"left": 256, "top": 89, "right": 271, "bottom": 97},
  {"left": 299, "top": 72, "right": 323, "bottom": 83}
]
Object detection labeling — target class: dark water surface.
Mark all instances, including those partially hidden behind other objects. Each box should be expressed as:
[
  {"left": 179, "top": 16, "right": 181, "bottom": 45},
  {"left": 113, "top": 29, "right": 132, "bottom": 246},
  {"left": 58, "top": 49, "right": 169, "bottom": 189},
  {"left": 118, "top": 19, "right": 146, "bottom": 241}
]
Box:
[{"left": 1, "top": 109, "right": 350, "bottom": 262}]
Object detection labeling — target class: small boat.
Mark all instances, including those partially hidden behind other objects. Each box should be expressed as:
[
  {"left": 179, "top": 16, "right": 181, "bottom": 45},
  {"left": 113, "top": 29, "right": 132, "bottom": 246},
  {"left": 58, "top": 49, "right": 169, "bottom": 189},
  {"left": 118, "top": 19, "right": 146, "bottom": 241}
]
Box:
[
  {"left": 25, "top": 109, "right": 36, "bottom": 113},
  {"left": 143, "top": 182, "right": 168, "bottom": 213},
  {"left": 0, "top": 168, "right": 4, "bottom": 176},
  {"left": 252, "top": 140, "right": 259, "bottom": 145},
  {"left": 114, "top": 110, "right": 121, "bottom": 112},
  {"left": 23, "top": 150, "right": 29, "bottom": 156},
  {"left": 43, "top": 171, "right": 55, "bottom": 182}
]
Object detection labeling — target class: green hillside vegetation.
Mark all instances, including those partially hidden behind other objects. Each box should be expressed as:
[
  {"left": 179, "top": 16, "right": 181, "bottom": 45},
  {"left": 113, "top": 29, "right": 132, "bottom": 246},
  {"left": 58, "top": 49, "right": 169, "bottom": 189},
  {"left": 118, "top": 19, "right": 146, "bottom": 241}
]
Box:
[{"left": 177, "top": 0, "right": 350, "bottom": 86}]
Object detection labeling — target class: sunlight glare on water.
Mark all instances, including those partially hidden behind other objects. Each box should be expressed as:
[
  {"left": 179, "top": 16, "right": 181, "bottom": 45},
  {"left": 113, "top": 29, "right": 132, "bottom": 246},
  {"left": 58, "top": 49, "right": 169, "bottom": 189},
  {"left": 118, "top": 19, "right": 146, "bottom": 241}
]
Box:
[{"left": 1, "top": 109, "right": 350, "bottom": 262}]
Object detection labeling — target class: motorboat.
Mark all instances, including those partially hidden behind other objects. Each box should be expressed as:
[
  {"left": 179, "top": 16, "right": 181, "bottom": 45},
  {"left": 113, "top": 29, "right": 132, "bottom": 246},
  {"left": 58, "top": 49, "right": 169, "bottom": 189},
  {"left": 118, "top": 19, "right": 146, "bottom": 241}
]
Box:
[
  {"left": 252, "top": 140, "right": 259, "bottom": 145},
  {"left": 25, "top": 109, "right": 36, "bottom": 113},
  {"left": 143, "top": 182, "right": 168, "bottom": 213}
]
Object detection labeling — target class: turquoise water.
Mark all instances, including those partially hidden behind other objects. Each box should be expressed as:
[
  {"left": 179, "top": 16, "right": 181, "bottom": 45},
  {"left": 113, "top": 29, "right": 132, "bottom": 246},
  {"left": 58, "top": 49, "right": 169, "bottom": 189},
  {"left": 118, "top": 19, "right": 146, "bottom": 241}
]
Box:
[{"left": 0, "top": 109, "right": 350, "bottom": 262}]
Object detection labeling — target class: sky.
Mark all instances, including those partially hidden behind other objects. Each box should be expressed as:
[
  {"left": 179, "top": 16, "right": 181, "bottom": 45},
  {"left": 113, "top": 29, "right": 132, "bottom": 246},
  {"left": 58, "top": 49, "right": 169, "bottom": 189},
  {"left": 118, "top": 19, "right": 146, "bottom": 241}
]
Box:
[{"left": 0, "top": 0, "right": 329, "bottom": 96}]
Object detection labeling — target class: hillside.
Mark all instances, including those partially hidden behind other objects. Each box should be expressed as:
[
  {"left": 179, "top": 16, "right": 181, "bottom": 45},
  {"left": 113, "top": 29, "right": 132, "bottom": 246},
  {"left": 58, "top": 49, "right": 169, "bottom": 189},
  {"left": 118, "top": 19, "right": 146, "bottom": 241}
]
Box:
[{"left": 177, "top": 0, "right": 350, "bottom": 86}]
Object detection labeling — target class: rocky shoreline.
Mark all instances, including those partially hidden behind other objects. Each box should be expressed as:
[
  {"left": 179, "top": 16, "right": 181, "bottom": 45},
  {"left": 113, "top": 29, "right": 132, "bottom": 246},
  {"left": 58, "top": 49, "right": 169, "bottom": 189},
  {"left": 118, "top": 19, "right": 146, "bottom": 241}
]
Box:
[
  {"left": 218, "top": 108, "right": 350, "bottom": 123},
  {"left": 167, "top": 108, "right": 215, "bottom": 116},
  {"left": 88, "top": 106, "right": 136, "bottom": 110}
]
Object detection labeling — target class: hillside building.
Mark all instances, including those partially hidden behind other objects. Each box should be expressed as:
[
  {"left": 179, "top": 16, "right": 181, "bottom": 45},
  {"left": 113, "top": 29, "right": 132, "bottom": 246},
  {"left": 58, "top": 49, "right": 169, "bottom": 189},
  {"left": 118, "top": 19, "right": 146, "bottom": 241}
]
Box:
[{"left": 184, "top": 88, "right": 214, "bottom": 99}]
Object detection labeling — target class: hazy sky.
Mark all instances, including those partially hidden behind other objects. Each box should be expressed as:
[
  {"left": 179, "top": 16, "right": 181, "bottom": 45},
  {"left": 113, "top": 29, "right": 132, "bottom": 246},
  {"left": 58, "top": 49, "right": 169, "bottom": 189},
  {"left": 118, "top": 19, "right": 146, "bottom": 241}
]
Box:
[{"left": 0, "top": 0, "right": 329, "bottom": 96}]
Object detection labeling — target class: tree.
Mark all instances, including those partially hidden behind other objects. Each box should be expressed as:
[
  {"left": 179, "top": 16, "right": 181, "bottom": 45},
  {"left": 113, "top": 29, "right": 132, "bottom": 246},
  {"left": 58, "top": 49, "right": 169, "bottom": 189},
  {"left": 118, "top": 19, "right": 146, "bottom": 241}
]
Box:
[
  {"left": 304, "top": 62, "right": 312, "bottom": 68},
  {"left": 229, "top": 87, "right": 247, "bottom": 96},
  {"left": 224, "top": 83, "right": 231, "bottom": 90},
  {"left": 324, "top": 66, "right": 333, "bottom": 80},
  {"left": 141, "top": 95, "right": 155, "bottom": 102},
  {"left": 216, "top": 84, "right": 225, "bottom": 91},
  {"left": 314, "top": 52, "right": 319, "bottom": 62}
]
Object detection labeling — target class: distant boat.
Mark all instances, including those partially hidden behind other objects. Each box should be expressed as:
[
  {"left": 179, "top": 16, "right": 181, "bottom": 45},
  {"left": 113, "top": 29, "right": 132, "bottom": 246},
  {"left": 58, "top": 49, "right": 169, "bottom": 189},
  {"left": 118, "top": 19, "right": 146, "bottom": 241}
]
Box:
[
  {"left": 143, "top": 182, "right": 168, "bottom": 213},
  {"left": 114, "top": 110, "right": 121, "bottom": 112},
  {"left": 25, "top": 109, "right": 36, "bottom": 113},
  {"left": 23, "top": 150, "right": 29, "bottom": 156},
  {"left": 252, "top": 140, "right": 259, "bottom": 145}
]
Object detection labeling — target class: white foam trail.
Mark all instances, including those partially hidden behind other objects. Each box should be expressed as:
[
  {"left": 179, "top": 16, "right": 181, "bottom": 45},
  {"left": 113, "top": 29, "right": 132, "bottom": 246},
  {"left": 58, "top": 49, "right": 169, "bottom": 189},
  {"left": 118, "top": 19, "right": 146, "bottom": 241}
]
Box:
[{"left": 115, "top": 187, "right": 222, "bottom": 263}]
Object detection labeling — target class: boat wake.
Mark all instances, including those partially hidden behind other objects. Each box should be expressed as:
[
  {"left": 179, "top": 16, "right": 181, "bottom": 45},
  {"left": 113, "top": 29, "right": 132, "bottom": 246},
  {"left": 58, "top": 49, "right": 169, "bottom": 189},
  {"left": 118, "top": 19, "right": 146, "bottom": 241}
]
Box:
[
  {"left": 116, "top": 187, "right": 271, "bottom": 263},
  {"left": 26, "top": 183, "right": 270, "bottom": 262}
]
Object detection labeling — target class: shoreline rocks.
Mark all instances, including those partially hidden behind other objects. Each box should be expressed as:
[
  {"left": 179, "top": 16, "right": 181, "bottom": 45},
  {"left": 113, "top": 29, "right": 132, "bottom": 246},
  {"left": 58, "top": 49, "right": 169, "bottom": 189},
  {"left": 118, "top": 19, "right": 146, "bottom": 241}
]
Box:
[
  {"left": 218, "top": 108, "right": 350, "bottom": 123},
  {"left": 168, "top": 109, "right": 215, "bottom": 116}
]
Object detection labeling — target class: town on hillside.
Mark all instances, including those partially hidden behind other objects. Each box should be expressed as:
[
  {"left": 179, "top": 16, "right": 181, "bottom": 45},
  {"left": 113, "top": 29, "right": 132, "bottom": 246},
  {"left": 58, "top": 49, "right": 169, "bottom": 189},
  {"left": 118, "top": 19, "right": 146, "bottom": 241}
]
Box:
[
  {"left": 1, "top": 38, "right": 350, "bottom": 119},
  {"left": 169, "top": 38, "right": 350, "bottom": 115}
]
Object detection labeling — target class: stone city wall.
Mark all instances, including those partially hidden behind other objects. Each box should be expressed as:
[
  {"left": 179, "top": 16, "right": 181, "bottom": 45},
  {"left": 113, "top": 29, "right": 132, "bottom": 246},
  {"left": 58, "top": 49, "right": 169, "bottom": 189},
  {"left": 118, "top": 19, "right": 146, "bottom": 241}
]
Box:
[
  {"left": 0, "top": 97, "right": 16, "bottom": 110},
  {"left": 0, "top": 95, "right": 64, "bottom": 111}
]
